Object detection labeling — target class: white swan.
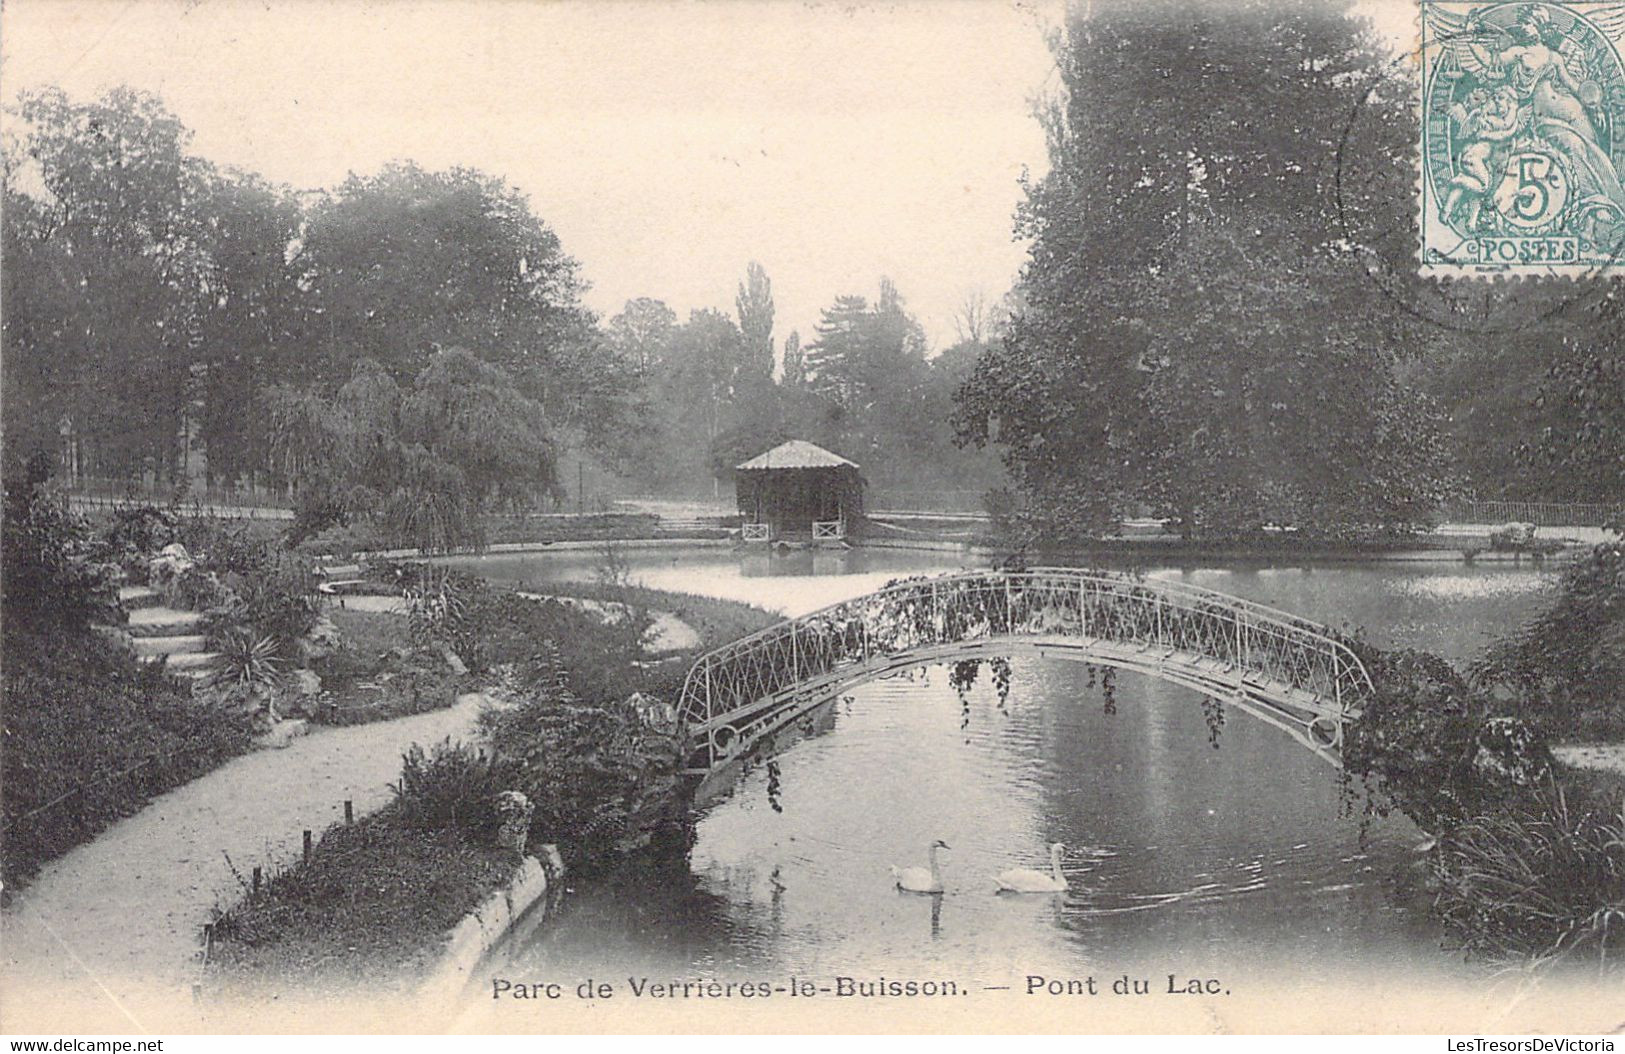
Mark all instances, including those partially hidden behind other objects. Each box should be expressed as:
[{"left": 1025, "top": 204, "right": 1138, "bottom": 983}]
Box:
[
  {"left": 994, "top": 842, "right": 1069, "bottom": 893},
  {"left": 891, "top": 840, "right": 950, "bottom": 893}
]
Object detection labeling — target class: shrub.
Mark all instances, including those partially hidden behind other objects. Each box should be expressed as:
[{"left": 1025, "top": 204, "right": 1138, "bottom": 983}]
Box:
[
  {"left": 100, "top": 502, "right": 178, "bottom": 580},
  {"left": 207, "top": 806, "right": 516, "bottom": 988},
  {"left": 1339, "top": 647, "right": 1546, "bottom": 834},
  {"left": 1, "top": 629, "right": 255, "bottom": 893},
  {"left": 1473, "top": 539, "right": 1625, "bottom": 739},
  {"left": 291, "top": 521, "right": 387, "bottom": 560},
  {"left": 1432, "top": 782, "right": 1625, "bottom": 971},
  {"left": 479, "top": 645, "right": 686, "bottom": 870},
  {"left": 394, "top": 738, "right": 517, "bottom": 841},
  {"left": 403, "top": 565, "right": 469, "bottom": 653},
  {"left": 3, "top": 457, "right": 123, "bottom": 631},
  {"left": 464, "top": 590, "right": 651, "bottom": 700},
  {"left": 208, "top": 631, "right": 284, "bottom": 709},
  {"left": 164, "top": 565, "right": 235, "bottom": 612},
  {"left": 307, "top": 664, "right": 460, "bottom": 726},
  {"left": 174, "top": 514, "right": 283, "bottom": 579},
  {"left": 232, "top": 549, "right": 321, "bottom": 654}
]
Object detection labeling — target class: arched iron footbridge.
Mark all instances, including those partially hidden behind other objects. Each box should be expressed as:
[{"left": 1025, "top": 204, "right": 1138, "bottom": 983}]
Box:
[{"left": 677, "top": 569, "right": 1375, "bottom": 776}]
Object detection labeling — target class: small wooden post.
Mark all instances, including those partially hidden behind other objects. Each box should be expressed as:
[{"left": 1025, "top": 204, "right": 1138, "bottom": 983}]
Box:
[
  {"left": 302, "top": 829, "right": 312, "bottom": 863},
  {"left": 251, "top": 866, "right": 262, "bottom": 895},
  {"left": 344, "top": 800, "right": 354, "bottom": 824}
]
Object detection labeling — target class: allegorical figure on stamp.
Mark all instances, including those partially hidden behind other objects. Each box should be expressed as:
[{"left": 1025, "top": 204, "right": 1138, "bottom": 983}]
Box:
[
  {"left": 1460, "top": 4, "right": 1625, "bottom": 234},
  {"left": 1443, "top": 83, "right": 1522, "bottom": 228},
  {"left": 1422, "top": 1, "right": 1625, "bottom": 270}
]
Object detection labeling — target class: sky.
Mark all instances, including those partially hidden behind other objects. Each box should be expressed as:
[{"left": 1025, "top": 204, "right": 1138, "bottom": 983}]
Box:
[{"left": 1, "top": 0, "right": 1072, "bottom": 351}]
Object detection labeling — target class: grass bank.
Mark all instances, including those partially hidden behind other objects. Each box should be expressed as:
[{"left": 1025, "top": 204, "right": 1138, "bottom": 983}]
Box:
[
  {"left": 207, "top": 802, "right": 517, "bottom": 994},
  {"left": 304, "top": 608, "right": 467, "bottom": 727},
  {"left": 534, "top": 580, "right": 780, "bottom": 649}
]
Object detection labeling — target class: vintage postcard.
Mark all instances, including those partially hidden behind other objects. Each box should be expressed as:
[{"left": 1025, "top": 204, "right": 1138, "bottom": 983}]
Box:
[{"left": 1, "top": 0, "right": 1621, "bottom": 1041}]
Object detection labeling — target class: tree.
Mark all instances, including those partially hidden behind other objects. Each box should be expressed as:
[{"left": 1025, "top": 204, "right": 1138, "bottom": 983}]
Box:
[
  {"left": 607, "top": 297, "right": 677, "bottom": 378},
  {"left": 952, "top": 290, "right": 991, "bottom": 345},
  {"left": 296, "top": 162, "right": 590, "bottom": 389},
  {"left": 1135, "top": 216, "right": 1452, "bottom": 534},
  {"left": 781, "top": 331, "right": 806, "bottom": 388},
  {"left": 293, "top": 161, "right": 633, "bottom": 470},
  {"left": 190, "top": 169, "right": 304, "bottom": 487},
  {"left": 954, "top": 0, "right": 1451, "bottom": 541},
  {"left": 269, "top": 350, "right": 557, "bottom": 549},
  {"left": 2, "top": 177, "right": 80, "bottom": 471},
  {"left": 804, "top": 279, "right": 928, "bottom": 415},
  {"left": 734, "top": 262, "right": 775, "bottom": 383},
  {"left": 804, "top": 295, "right": 871, "bottom": 408},
  {"left": 796, "top": 281, "right": 942, "bottom": 483},
  {"left": 5, "top": 87, "right": 218, "bottom": 483},
  {"left": 1523, "top": 348, "right": 1625, "bottom": 506}
]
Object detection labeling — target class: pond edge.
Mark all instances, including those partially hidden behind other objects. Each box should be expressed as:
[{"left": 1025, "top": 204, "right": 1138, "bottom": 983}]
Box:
[{"left": 418, "top": 843, "right": 565, "bottom": 1005}]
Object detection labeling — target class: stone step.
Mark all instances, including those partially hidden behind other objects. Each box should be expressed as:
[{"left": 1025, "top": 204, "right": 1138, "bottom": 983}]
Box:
[
  {"left": 117, "top": 585, "right": 166, "bottom": 611},
  {"left": 126, "top": 607, "right": 204, "bottom": 638},
  {"left": 92, "top": 624, "right": 134, "bottom": 649},
  {"left": 139, "top": 650, "right": 220, "bottom": 672},
  {"left": 132, "top": 634, "right": 210, "bottom": 658}
]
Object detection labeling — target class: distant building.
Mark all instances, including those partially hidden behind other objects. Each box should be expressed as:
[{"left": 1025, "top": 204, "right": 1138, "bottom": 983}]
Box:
[{"left": 735, "top": 440, "right": 865, "bottom": 543}]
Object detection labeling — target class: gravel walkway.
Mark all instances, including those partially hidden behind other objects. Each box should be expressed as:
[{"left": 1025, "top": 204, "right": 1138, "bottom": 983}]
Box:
[
  {"left": 1552, "top": 743, "right": 1625, "bottom": 776},
  {"left": 1, "top": 693, "right": 488, "bottom": 1033}
]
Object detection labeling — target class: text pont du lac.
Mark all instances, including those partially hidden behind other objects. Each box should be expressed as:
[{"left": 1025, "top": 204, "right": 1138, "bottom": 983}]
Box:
[{"left": 1025, "top": 975, "right": 1230, "bottom": 997}]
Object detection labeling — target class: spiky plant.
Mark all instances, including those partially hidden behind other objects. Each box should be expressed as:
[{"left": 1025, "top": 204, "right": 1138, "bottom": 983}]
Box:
[
  {"left": 1433, "top": 781, "right": 1625, "bottom": 972},
  {"left": 209, "top": 631, "right": 283, "bottom": 717}
]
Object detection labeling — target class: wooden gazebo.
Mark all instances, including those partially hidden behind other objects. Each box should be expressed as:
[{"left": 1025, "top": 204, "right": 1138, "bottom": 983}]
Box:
[{"left": 735, "top": 440, "right": 865, "bottom": 543}]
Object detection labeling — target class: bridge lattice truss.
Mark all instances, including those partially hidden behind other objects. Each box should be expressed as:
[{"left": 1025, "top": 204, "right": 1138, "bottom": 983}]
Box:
[{"left": 677, "top": 569, "right": 1375, "bottom": 773}]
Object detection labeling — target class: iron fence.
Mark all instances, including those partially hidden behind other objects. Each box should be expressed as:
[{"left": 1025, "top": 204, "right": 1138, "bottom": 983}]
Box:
[{"left": 1441, "top": 499, "right": 1622, "bottom": 528}]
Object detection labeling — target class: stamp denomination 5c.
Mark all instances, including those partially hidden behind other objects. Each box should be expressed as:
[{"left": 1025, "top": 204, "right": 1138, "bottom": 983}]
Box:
[{"left": 1421, "top": 1, "right": 1625, "bottom": 275}]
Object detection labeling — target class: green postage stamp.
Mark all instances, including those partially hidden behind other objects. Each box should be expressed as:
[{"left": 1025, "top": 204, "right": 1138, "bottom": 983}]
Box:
[{"left": 1421, "top": 1, "right": 1625, "bottom": 274}]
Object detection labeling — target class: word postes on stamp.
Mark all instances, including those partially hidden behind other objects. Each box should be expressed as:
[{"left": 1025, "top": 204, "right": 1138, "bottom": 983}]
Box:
[{"left": 1421, "top": 1, "right": 1625, "bottom": 275}]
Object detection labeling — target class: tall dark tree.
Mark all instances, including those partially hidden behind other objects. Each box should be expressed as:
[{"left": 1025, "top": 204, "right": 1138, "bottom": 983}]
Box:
[
  {"left": 190, "top": 169, "right": 304, "bottom": 487},
  {"left": 734, "top": 261, "right": 775, "bottom": 383},
  {"left": 5, "top": 87, "right": 217, "bottom": 483},
  {"left": 804, "top": 280, "right": 927, "bottom": 414},
  {"left": 781, "top": 331, "right": 805, "bottom": 389},
  {"left": 803, "top": 295, "right": 871, "bottom": 408},
  {"left": 954, "top": 0, "right": 1452, "bottom": 540},
  {"left": 1524, "top": 347, "right": 1625, "bottom": 506}
]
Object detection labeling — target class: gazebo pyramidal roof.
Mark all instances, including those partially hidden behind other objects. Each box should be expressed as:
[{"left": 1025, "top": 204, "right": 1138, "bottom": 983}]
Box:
[{"left": 735, "top": 439, "right": 859, "bottom": 472}]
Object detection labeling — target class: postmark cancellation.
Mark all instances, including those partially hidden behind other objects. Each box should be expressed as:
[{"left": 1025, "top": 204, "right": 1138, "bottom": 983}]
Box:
[{"left": 1421, "top": 1, "right": 1625, "bottom": 275}]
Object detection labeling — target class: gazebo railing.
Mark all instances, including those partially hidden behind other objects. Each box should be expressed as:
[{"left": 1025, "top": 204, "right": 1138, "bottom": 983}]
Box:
[
  {"left": 812, "top": 520, "right": 844, "bottom": 540},
  {"left": 742, "top": 522, "right": 771, "bottom": 542}
]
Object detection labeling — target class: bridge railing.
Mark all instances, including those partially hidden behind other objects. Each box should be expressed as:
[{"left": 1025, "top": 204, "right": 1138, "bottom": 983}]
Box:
[{"left": 677, "top": 569, "right": 1373, "bottom": 739}]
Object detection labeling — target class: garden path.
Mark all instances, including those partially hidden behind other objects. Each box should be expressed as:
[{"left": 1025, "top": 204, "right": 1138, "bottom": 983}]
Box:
[
  {"left": 0, "top": 692, "right": 488, "bottom": 1033},
  {"left": 1552, "top": 743, "right": 1625, "bottom": 776}
]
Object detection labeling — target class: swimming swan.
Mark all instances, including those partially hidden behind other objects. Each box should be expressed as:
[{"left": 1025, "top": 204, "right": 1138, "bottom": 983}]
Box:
[
  {"left": 891, "top": 840, "right": 950, "bottom": 893},
  {"left": 994, "top": 842, "right": 1069, "bottom": 893}
]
